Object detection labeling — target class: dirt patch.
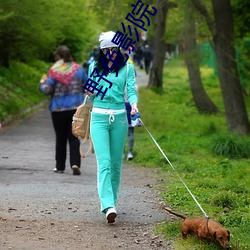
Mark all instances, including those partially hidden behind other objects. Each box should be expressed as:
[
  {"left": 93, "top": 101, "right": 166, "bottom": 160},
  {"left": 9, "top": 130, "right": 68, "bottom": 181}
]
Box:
[{"left": 0, "top": 216, "right": 174, "bottom": 250}]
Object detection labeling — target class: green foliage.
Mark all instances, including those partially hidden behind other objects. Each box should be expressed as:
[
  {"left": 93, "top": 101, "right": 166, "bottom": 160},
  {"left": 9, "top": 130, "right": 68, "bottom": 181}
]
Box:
[
  {"left": 236, "top": 37, "right": 250, "bottom": 95},
  {"left": 232, "top": 0, "right": 250, "bottom": 39},
  {"left": 0, "top": 0, "right": 99, "bottom": 66},
  {"left": 164, "top": 0, "right": 212, "bottom": 44},
  {"left": 210, "top": 135, "right": 250, "bottom": 159},
  {"left": 0, "top": 60, "right": 49, "bottom": 122},
  {"left": 201, "top": 121, "right": 217, "bottom": 136},
  {"left": 129, "top": 58, "right": 250, "bottom": 249},
  {"left": 91, "top": 0, "right": 135, "bottom": 33},
  {"left": 165, "top": 1, "right": 184, "bottom": 44},
  {"left": 154, "top": 221, "right": 181, "bottom": 240},
  {"left": 210, "top": 191, "right": 238, "bottom": 209}
]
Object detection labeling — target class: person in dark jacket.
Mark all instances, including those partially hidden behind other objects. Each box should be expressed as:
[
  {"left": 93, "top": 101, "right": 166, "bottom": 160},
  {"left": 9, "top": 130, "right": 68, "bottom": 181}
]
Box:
[
  {"left": 143, "top": 45, "right": 152, "bottom": 74},
  {"left": 39, "top": 45, "right": 87, "bottom": 175}
]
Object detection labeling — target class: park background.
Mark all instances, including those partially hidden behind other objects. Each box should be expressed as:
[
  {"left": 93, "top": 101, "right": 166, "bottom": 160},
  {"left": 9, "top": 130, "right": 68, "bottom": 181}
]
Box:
[{"left": 0, "top": 0, "right": 249, "bottom": 249}]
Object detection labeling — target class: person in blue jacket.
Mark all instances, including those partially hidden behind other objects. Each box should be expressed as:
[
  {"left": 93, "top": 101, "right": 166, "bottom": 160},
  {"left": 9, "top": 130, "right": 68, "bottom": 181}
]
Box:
[
  {"left": 39, "top": 45, "right": 87, "bottom": 175},
  {"left": 86, "top": 31, "right": 138, "bottom": 223}
]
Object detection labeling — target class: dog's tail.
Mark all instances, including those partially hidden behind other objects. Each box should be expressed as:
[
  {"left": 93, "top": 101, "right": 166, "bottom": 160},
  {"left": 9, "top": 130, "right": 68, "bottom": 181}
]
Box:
[{"left": 162, "top": 206, "right": 187, "bottom": 220}]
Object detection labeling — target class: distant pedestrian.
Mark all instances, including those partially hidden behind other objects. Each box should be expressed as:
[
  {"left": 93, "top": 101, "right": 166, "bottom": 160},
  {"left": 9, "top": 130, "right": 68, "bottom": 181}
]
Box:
[
  {"left": 134, "top": 44, "right": 144, "bottom": 69},
  {"left": 143, "top": 45, "right": 152, "bottom": 74},
  {"left": 125, "top": 101, "right": 135, "bottom": 160},
  {"left": 86, "top": 46, "right": 99, "bottom": 71},
  {"left": 39, "top": 45, "right": 87, "bottom": 175},
  {"left": 89, "top": 46, "right": 99, "bottom": 62}
]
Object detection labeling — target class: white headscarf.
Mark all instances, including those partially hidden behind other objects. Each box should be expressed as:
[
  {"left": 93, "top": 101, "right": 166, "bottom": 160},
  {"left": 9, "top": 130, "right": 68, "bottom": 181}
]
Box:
[{"left": 99, "top": 31, "right": 117, "bottom": 49}]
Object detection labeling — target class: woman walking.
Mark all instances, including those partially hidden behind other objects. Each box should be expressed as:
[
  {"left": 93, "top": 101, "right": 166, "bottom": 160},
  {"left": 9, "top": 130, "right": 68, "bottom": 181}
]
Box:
[
  {"left": 86, "top": 31, "right": 138, "bottom": 223},
  {"left": 39, "top": 45, "right": 87, "bottom": 175}
]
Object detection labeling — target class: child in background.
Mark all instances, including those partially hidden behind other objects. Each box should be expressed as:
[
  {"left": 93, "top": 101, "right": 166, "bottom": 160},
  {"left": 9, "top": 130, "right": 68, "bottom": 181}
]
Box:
[
  {"left": 124, "top": 51, "right": 137, "bottom": 160},
  {"left": 125, "top": 101, "right": 135, "bottom": 160}
]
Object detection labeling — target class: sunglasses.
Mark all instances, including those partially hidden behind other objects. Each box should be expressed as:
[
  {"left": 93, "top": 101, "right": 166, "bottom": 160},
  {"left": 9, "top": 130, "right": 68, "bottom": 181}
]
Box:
[{"left": 102, "top": 47, "right": 119, "bottom": 54}]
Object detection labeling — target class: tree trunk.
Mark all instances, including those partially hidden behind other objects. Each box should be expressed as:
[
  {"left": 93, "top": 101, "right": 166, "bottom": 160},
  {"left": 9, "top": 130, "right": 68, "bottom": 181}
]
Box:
[
  {"left": 184, "top": 4, "right": 218, "bottom": 114},
  {"left": 148, "top": 0, "right": 168, "bottom": 90},
  {"left": 212, "top": 0, "right": 250, "bottom": 134}
]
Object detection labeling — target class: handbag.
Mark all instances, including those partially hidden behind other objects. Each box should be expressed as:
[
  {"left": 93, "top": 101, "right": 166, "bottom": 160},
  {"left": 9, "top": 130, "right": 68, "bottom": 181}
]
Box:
[{"left": 72, "top": 95, "right": 93, "bottom": 158}]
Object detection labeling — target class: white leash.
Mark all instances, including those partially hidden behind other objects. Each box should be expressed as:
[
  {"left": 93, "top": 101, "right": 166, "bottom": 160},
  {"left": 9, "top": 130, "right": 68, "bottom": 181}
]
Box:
[{"left": 139, "top": 118, "right": 209, "bottom": 218}]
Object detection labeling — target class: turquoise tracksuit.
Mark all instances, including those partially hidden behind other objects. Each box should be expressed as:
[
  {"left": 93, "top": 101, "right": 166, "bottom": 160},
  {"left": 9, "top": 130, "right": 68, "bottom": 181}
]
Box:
[{"left": 88, "top": 62, "right": 137, "bottom": 212}]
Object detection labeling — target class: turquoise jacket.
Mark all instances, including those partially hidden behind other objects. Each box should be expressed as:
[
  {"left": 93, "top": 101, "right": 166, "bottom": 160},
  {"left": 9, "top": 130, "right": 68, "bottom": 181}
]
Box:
[{"left": 87, "top": 62, "right": 138, "bottom": 110}]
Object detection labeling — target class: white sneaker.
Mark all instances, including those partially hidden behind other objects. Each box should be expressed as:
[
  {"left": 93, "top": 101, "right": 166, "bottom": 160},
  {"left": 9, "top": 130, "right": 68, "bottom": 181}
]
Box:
[
  {"left": 72, "top": 165, "right": 81, "bottom": 175},
  {"left": 53, "top": 168, "right": 64, "bottom": 173},
  {"left": 127, "top": 152, "right": 133, "bottom": 160},
  {"left": 105, "top": 207, "right": 117, "bottom": 223}
]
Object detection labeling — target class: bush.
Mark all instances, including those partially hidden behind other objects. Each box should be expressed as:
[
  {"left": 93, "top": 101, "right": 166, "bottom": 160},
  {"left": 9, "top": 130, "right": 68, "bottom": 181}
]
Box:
[
  {"left": 210, "top": 191, "right": 237, "bottom": 209},
  {"left": 0, "top": 60, "right": 48, "bottom": 122},
  {"left": 210, "top": 135, "right": 250, "bottom": 159}
]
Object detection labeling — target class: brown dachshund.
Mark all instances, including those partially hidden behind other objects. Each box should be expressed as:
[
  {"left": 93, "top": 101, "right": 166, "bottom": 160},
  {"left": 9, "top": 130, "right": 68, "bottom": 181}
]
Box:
[{"left": 163, "top": 207, "right": 231, "bottom": 249}]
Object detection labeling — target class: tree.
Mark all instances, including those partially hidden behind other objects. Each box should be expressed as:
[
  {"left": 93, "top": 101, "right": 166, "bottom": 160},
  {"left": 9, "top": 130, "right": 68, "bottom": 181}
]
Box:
[
  {"left": 0, "top": 0, "right": 59, "bottom": 66},
  {"left": 90, "top": 0, "right": 131, "bottom": 32},
  {"left": 190, "top": 0, "right": 250, "bottom": 134},
  {"left": 184, "top": 1, "right": 218, "bottom": 114},
  {"left": 148, "top": 0, "right": 218, "bottom": 114},
  {"left": 0, "top": 0, "right": 98, "bottom": 66},
  {"left": 148, "top": 0, "right": 177, "bottom": 90},
  {"left": 232, "top": 0, "right": 250, "bottom": 96},
  {"left": 232, "top": 0, "right": 250, "bottom": 40}
]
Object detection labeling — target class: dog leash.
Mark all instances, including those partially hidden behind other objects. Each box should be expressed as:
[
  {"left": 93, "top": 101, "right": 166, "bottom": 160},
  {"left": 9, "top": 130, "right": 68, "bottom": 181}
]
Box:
[{"left": 139, "top": 118, "right": 209, "bottom": 218}]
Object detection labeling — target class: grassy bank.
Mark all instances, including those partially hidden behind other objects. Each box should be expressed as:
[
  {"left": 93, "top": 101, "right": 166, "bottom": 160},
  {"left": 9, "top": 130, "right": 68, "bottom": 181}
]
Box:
[
  {"left": 0, "top": 60, "right": 49, "bottom": 124},
  {"left": 131, "top": 59, "right": 250, "bottom": 250}
]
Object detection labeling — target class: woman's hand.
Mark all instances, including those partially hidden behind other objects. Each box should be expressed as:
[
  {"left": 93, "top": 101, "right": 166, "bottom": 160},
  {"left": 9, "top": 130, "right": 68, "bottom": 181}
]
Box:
[
  {"left": 86, "top": 91, "right": 95, "bottom": 96},
  {"left": 85, "top": 87, "right": 95, "bottom": 97},
  {"left": 131, "top": 103, "right": 138, "bottom": 116},
  {"left": 40, "top": 74, "right": 47, "bottom": 84}
]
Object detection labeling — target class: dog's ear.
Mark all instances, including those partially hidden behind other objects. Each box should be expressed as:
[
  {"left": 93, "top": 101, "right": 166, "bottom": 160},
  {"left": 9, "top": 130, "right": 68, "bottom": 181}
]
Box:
[
  {"left": 213, "top": 231, "right": 217, "bottom": 240},
  {"left": 227, "top": 230, "right": 230, "bottom": 240}
]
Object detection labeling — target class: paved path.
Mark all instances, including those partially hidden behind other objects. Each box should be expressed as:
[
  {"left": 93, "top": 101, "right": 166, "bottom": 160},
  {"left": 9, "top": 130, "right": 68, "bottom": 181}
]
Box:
[
  {"left": 135, "top": 68, "right": 149, "bottom": 88},
  {"left": 0, "top": 106, "right": 164, "bottom": 224},
  {"left": 0, "top": 72, "right": 174, "bottom": 249}
]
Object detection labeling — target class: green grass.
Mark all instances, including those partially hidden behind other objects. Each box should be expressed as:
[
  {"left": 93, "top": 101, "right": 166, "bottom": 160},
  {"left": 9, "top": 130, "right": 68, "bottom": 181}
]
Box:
[
  {"left": 1, "top": 57, "right": 249, "bottom": 249},
  {"left": 0, "top": 60, "right": 50, "bottom": 123},
  {"left": 129, "top": 58, "right": 250, "bottom": 250}
]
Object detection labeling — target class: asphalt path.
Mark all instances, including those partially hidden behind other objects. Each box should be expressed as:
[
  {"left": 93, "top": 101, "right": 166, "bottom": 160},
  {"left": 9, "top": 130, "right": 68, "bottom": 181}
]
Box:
[{"left": 0, "top": 69, "right": 172, "bottom": 249}]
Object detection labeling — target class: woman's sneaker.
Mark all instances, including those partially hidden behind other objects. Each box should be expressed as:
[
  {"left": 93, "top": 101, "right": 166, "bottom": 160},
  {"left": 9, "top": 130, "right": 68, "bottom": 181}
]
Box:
[
  {"left": 53, "top": 168, "right": 64, "bottom": 173},
  {"left": 72, "top": 165, "right": 81, "bottom": 175},
  {"left": 105, "top": 207, "right": 117, "bottom": 223},
  {"left": 127, "top": 152, "right": 133, "bottom": 160}
]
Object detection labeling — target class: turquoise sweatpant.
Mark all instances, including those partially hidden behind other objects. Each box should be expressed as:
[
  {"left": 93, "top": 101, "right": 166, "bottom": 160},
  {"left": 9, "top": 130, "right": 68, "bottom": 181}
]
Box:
[{"left": 90, "top": 111, "right": 128, "bottom": 212}]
